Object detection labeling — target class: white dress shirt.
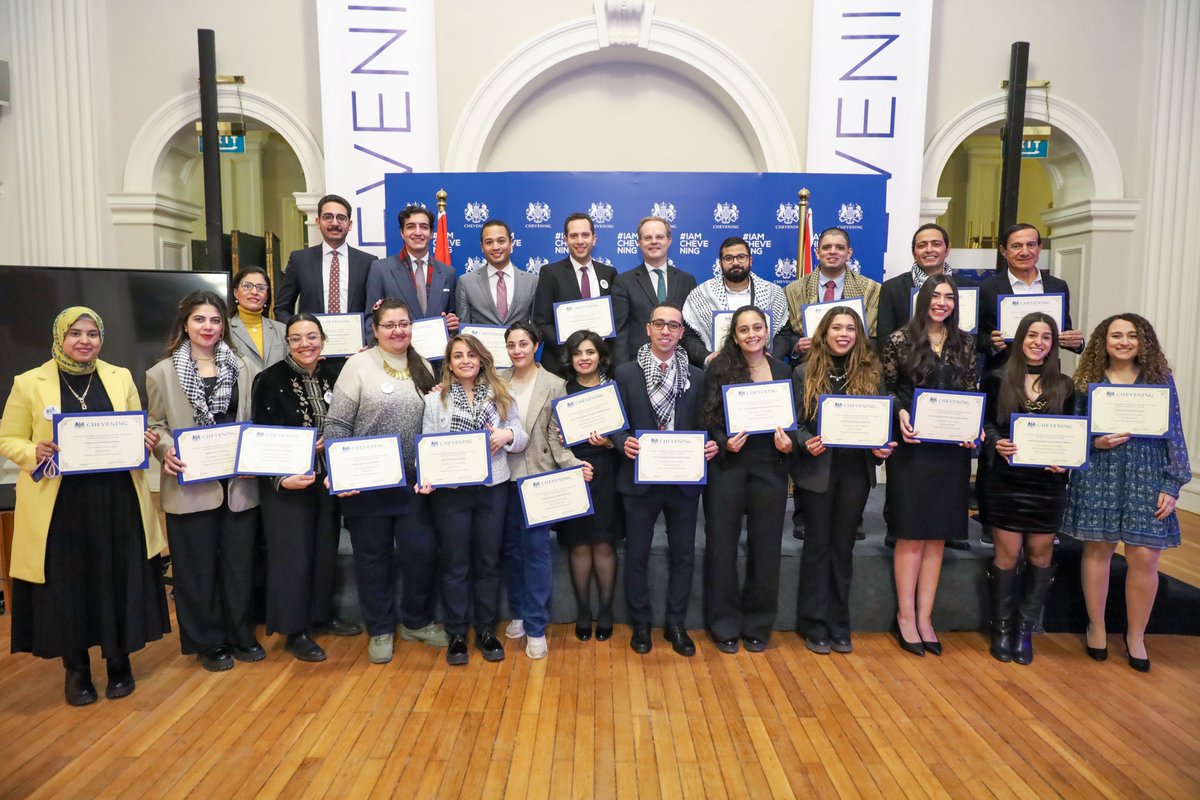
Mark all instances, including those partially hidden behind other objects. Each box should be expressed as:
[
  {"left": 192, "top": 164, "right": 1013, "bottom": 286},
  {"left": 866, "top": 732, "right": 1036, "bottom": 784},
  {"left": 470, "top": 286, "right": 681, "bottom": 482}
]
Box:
[{"left": 1007, "top": 268, "right": 1045, "bottom": 294}]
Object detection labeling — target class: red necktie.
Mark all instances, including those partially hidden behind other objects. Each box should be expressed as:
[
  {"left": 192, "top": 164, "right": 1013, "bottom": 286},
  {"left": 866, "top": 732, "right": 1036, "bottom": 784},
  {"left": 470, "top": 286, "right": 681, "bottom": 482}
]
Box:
[
  {"left": 580, "top": 265, "right": 591, "bottom": 299},
  {"left": 328, "top": 250, "right": 342, "bottom": 313},
  {"left": 823, "top": 280, "right": 836, "bottom": 302},
  {"left": 496, "top": 271, "right": 508, "bottom": 320}
]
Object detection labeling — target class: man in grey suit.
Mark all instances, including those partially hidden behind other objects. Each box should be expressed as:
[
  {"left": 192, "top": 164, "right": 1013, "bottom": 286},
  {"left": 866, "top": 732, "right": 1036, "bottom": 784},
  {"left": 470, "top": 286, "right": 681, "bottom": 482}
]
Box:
[
  {"left": 611, "top": 216, "right": 699, "bottom": 363},
  {"left": 365, "top": 205, "right": 460, "bottom": 330},
  {"left": 274, "top": 194, "right": 374, "bottom": 323},
  {"left": 456, "top": 218, "right": 538, "bottom": 327}
]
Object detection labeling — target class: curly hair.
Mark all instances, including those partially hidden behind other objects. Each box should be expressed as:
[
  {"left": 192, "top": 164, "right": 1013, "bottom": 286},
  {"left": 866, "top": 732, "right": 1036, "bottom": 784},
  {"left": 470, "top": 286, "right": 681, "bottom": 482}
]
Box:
[
  {"left": 800, "top": 308, "right": 881, "bottom": 419},
  {"left": 902, "top": 275, "right": 971, "bottom": 387},
  {"left": 1073, "top": 313, "right": 1172, "bottom": 391},
  {"left": 438, "top": 333, "right": 516, "bottom": 418},
  {"left": 994, "top": 312, "right": 1073, "bottom": 418},
  {"left": 701, "top": 306, "right": 770, "bottom": 429}
]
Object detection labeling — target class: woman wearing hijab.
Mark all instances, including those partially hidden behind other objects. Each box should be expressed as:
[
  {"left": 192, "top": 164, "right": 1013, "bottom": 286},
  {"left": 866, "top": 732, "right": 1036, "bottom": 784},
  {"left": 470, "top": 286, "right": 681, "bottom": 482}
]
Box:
[
  {"left": 229, "top": 266, "right": 288, "bottom": 372},
  {"left": 147, "top": 291, "right": 261, "bottom": 672},
  {"left": 0, "top": 307, "right": 170, "bottom": 705}
]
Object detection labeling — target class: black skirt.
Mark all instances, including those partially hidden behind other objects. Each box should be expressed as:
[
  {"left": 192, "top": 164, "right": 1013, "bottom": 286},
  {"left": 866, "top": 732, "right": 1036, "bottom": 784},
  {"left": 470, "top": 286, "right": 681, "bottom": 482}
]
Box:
[
  {"left": 978, "top": 453, "right": 1068, "bottom": 533},
  {"left": 556, "top": 443, "right": 624, "bottom": 547},
  {"left": 886, "top": 439, "right": 971, "bottom": 541}
]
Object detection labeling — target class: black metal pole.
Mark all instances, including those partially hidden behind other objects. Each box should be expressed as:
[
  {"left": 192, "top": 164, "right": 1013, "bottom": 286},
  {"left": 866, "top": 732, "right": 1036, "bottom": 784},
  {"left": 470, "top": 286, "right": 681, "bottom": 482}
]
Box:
[
  {"left": 198, "top": 29, "right": 224, "bottom": 271},
  {"left": 996, "top": 41, "right": 1029, "bottom": 271}
]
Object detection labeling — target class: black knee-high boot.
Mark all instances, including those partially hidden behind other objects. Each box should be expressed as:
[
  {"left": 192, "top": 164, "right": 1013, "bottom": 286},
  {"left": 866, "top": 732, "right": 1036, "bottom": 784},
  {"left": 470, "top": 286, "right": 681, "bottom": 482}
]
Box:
[
  {"left": 987, "top": 562, "right": 1020, "bottom": 662},
  {"left": 1013, "top": 563, "right": 1055, "bottom": 665},
  {"left": 63, "top": 650, "right": 97, "bottom": 706}
]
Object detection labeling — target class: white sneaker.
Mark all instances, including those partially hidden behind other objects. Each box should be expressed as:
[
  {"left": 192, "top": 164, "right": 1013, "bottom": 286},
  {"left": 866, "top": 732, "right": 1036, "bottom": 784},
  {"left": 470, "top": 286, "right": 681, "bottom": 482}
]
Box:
[
  {"left": 504, "top": 619, "right": 525, "bottom": 639},
  {"left": 368, "top": 634, "right": 394, "bottom": 664},
  {"left": 525, "top": 635, "right": 548, "bottom": 660}
]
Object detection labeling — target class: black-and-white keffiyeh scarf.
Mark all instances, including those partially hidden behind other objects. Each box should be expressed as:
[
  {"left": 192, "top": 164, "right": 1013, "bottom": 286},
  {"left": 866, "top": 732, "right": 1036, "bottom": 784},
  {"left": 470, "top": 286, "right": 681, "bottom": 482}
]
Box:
[
  {"left": 910, "top": 261, "right": 953, "bottom": 290},
  {"left": 173, "top": 339, "right": 239, "bottom": 426},
  {"left": 449, "top": 379, "right": 501, "bottom": 433},
  {"left": 636, "top": 343, "right": 690, "bottom": 430}
]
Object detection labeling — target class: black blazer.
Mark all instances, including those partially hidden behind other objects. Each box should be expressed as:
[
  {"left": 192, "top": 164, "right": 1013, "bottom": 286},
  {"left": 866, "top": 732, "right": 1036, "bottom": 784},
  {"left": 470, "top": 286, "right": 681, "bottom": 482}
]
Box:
[
  {"left": 609, "top": 359, "right": 707, "bottom": 497},
  {"left": 876, "top": 273, "right": 917, "bottom": 351},
  {"left": 274, "top": 243, "right": 374, "bottom": 322},
  {"left": 533, "top": 257, "right": 619, "bottom": 377},
  {"left": 611, "top": 263, "right": 699, "bottom": 363},
  {"left": 977, "top": 270, "right": 1077, "bottom": 374},
  {"left": 706, "top": 355, "right": 798, "bottom": 460},
  {"left": 251, "top": 359, "right": 338, "bottom": 480},
  {"left": 788, "top": 362, "right": 882, "bottom": 493}
]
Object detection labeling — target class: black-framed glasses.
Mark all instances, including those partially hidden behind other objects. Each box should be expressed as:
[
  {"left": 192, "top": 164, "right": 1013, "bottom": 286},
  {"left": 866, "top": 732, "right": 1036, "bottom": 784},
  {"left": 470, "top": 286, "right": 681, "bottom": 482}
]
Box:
[
  {"left": 320, "top": 213, "right": 350, "bottom": 224},
  {"left": 376, "top": 321, "right": 412, "bottom": 331},
  {"left": 238, "top": 281, "right": 269, "bottom": 293},
  {"left": 650, "top": 319, "right": 684, "bottom": 332},
  {"left": 720, "top": 254, "right": 750, "bottom": 264}
]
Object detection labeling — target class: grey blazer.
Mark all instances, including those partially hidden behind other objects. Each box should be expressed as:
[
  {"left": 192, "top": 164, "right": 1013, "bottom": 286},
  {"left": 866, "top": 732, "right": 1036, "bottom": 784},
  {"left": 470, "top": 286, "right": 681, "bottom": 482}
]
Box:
[
  {"left": 456, "top": 266, "right": 538, "bottom": 327},
  {"left": 229, "top": 314, "right": 288, "bottom": 373},
  {"left": 788, "top": 362, "right": 882, "bottom": 493},
  {"left": 506, "top": 366, "right": 585, "bottom": 479},
  {"left": 147, "top": 353, "right": 260, "bottom": 515}
]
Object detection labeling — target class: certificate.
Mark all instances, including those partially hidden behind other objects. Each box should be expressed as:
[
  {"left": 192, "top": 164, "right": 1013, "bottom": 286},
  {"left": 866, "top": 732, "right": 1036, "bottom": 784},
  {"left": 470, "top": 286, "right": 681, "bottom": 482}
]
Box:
[
  {"left": 909, "top": 389, "right": 986, "bottom": 444},
  {"left": 553, "top": 296, "right": 616, "bottom": 344},
  {"left": 1009, "top": 414, "right": 1090, "bottom": 469},
  {"left": 517, "top": 466, "right": 594, "bottom": 527},
  {"left": 723, "top": 380, "right": 797, "bottom": 436},
  {"left": 313, "top": 313, "right": 365, "bottom": 357},
  {"left": 997, "top": 293, "right": 1065, "bottom": 340},
  {"left": 324, "top": 435, "right": 406, "bottom": 494},
  {"left": 816, "top": 395, "right": 893, "bottom": 449},
  {"left": 234, "top": 425, "right": 317, "bottom": 477},
  {"left": 53, "top": 411, "right": 149, "bottom": 475},
  {"left": 712, "top": 310, "right": 773, "bottom": 351},
  {"left": 1088, "top": 383, "right": 1171, "bottom": 438},
  {"left": 174, "top": 422, "right": 245, "bottom": 484},
  {"left": 415, "top": 430, "right": 492, "bottom": 488},
  {"left": 800, "top": 297, "right": 866, "bottom": 336},
  {"left": 552, "top": 382, "right": 628, "bottom": 447},
  {"left": 460, "top": 324, "right": 512, "bottom": 369},
  {"left": 910, "top": 286, "right": 979, "bottom": 333},
  {"left": 411, "top": 316, "right": 450, "bottom": 361},
  {"left": 634, "top": 430, "right": 707, "bottom": 485}
]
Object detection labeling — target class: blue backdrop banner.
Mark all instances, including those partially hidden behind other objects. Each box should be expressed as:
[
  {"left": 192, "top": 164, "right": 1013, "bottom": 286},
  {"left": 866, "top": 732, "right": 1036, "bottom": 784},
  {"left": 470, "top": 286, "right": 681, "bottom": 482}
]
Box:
[{"left": 383, "top": 172, "right": 889, "bottom": 286}]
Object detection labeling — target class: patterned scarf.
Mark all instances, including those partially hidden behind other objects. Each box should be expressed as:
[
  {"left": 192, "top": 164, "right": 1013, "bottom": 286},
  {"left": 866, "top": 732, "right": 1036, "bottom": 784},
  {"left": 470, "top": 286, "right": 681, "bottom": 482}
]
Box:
[
  {"left": 172, "top": 339, "right": 239, "bottom": 426},
  {"left": 635, "top": 343, "right": 690, "bottom": 430},
  {"left": 51, "top": 306, "right": 104, "bottom": 375},
  {"left": 448, "top": 379, "right": 501, "bottom": 433},
  {"left": 285, "top": 355, "right": 332, "bottom": 429},
  {"left": 910, "top": 261, "right": 953, "bottom": 290}
]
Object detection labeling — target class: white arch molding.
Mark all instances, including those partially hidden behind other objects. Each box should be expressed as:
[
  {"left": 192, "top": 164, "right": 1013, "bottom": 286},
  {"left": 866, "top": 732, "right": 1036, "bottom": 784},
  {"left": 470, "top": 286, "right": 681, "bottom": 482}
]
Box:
[{"left": 443, "top": 15, "right": 800, "bottom": 171}]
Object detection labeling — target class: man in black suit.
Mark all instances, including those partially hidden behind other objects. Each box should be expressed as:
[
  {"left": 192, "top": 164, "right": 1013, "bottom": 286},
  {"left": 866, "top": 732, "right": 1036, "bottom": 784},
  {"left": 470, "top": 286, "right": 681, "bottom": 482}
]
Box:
[
  {"left": 610, "top": 302, "right": 718, "bottom": 657},
  {"left": 877, "top": 223, "right": 955, "bottom": 350},
  {"left": 365, "top": 205, "right": 460, "bottom": 332},
  {"left": 533, "top": 212, "right": 619, "bottom": 376},
  {"left": 274, "top": 194, "right": 374, "bottom": 322},
  {"left": 611, "top": 216, "right": 699, "bottom": 363}
]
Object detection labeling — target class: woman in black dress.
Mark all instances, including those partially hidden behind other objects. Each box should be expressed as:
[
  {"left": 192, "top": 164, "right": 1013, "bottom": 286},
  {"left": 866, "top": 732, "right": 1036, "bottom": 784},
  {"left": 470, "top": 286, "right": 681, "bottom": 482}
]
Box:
[
  {"left": 0, "top": 307, "right": 169, "bottom": 705},
  {"left": 882, "top": 276, "right": 979, "bottom": 656},
  {"left": 556, "top": 330, "right": 622, "bottom": 641},
  {"left": 979, "top": 312, "right": 1074, "bottom": 664}
]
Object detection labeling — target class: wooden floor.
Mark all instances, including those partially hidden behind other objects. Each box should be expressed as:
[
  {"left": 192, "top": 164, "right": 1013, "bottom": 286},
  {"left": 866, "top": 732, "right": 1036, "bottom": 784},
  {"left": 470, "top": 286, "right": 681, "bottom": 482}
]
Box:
[{"left": 0, "top": 511, "right": 1198, "bottom": 799}]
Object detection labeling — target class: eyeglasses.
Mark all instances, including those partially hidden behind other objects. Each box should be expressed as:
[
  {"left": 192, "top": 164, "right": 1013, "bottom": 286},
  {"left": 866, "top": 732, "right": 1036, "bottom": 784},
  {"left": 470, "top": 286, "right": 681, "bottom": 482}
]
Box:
[
  {"left": 320, "top": 213, "right": 350, "bottom": 224},
  {"left": 649, "top": 319, "right": 684, "bottom": 332},
  {"left": 287, "top": 334, "right": 323, "bottom": 345},
  {"left": 376, "top": 321, "right": 412, "bottom": 331},
  {"left": 720, "top": 254, "right": 750, "bottom": 264},
  {"left": 239, "top": 281, "right": 269, "bottom": 293}
]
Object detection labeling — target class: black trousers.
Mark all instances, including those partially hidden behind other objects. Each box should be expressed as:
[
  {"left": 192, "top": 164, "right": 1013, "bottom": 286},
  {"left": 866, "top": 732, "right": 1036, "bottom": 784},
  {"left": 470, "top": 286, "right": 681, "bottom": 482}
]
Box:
[
  {"left": 704, "top": 452, "right": 789, "bottom": 641},
  {"left": 259, "top": 479, "right": 338, "bottom": 636},
  {"left": 797, "top": 450, "right": 871, "bottom": 640},
  {"left": 622, "top": 486, "right": 699, "bottom": 627},
  {"left": 165, "top": 503, "right": 257, "bottom": 654},
  {"left": 430, "top": 484, "right": 507, "bottom": 636},
  {"left": 345, "top": 497, "right": 439, "bottom": 636}
]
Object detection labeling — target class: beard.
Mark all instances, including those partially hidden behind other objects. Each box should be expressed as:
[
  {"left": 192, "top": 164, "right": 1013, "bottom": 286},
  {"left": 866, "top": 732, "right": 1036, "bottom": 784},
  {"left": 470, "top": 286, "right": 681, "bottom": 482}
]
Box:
[{"left": 723, "top": 266, "right": 749, "bottom": 283}]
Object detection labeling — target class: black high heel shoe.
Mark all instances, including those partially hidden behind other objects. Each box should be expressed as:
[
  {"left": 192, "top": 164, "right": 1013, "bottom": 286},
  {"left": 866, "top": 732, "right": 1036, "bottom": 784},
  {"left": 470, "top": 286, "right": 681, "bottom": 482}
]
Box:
[
  {"left": 893, "top": 616, "right": 925, "bottom": 657},
  {"left": 1124, "top": 635, "right": 1150, "bottom": 673},
  {"left": 1084, "top": 625, "right": 1108, "bottom": 661}
]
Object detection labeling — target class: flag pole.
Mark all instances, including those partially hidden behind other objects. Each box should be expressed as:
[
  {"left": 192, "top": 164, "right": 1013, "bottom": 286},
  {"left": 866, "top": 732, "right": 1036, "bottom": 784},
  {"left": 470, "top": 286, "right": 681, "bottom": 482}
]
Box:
[{"left": 798, "top": 187, "right": 811, "bottom": 275}]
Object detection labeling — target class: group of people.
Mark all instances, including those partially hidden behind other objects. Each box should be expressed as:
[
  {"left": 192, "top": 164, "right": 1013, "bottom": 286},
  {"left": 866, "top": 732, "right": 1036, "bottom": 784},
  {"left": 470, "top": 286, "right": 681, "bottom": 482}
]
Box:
[{"left": 0, "top": 198, "right": 1188, "bottom": 707}]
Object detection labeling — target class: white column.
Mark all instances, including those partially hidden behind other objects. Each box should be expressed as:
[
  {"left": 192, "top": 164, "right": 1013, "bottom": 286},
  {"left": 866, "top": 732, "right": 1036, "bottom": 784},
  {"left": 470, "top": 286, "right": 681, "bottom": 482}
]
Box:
[
  {"left": 1137, "top": 0, "right": 1200, "bottom": 510},
  {"left": 10, "top": 0, "right": 105, "bottom": 266}
]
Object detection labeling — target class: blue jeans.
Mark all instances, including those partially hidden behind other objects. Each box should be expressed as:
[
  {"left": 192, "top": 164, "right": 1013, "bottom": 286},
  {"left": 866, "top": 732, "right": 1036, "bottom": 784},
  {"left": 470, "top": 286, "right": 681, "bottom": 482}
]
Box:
[{"left": 501, "top": 482, "right": 554, "bottom": 637}]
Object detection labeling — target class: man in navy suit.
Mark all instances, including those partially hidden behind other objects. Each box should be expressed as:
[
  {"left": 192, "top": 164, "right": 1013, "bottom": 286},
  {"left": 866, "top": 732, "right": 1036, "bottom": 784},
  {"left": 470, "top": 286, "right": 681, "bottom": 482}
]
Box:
[
  {"left": 274, "top": 194, "right": 374, "bottom": 323},
  {"left": 364, "top": 205, "right": 460, "bottom": 331},
  {"left": 532, "top": 212, "right": 618, "bottom": 376},
  {"left": 611, "top": 216, "right": 700, "bottom": 363},
  {"left": 610, "top": 302, "right": 718, "bottom": 657}
]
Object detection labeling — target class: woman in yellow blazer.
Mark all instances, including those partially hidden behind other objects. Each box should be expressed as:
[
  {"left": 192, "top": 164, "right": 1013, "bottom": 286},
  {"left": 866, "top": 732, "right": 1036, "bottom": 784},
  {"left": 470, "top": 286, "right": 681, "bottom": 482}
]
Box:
[{"left": 0, "top": 307, "right": 169, "bottom": 706}]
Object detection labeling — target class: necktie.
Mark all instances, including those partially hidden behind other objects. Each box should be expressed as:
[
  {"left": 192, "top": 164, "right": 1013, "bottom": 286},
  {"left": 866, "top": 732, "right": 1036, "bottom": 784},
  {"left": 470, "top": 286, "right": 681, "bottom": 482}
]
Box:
[
  {"left": 580, "top": 265, "right": 591, "bottom": 299},
  {"left": 413, "top": 259, "right": 427, "bottom": 313},
  {"left": 823, "top": 280, "right": 836, "bottom": 302},
  {"left": 496, "top": 271, "right": 508, "bottom": 320},
  {"left": 328, "top": 250, "right": 342, "bottom": 313},
  {"left": 653, "top": 269, "right": 666, "bottom": 303}
]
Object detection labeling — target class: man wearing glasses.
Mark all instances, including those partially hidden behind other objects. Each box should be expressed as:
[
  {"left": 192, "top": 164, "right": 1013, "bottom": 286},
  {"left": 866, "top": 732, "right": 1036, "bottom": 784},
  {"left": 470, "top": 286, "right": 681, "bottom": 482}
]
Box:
[
  {"left": 681, "top": 236, "right": 788, "bottom": 365},
  {"left": 275, "top": 194, "right": 374, "bottom": 323},
  {"left": 611, "top": 216, "right": 699, "bottom": 363}
]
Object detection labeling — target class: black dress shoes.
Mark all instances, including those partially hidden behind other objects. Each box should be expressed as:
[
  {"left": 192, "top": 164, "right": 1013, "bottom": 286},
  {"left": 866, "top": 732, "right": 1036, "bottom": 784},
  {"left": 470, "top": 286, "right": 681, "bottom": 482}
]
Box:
[
  {"left": 231, "top": 642, "right": 266, "bottom": 662},
  {"left": 742, "top": 636, "right": 767, "bottom": 653},
  {"left": 199, "top": 646, "right": 234, "bottom": 672},
  {"left": 893, "top": 617, "right": 925, "bottom": 657},
  {"left": 595, "top": 625, "right": 613, "bottom": 642},
  {"left": 313, "top": 619, "right": 363, "bottom": 637},
  {"left": 65, "top": 666, "right": 98, "bottom": 706},
  {"left": 714, "top": 637, "right": 740, "bottom": 654},
  {"left": 805, "top": 635, "right": 832, "bottom": 655},
  {"left": 630, "top": 623, "right": 653, "bottom": 654},
  {"left": 664, "top": 625, "right": 696, "bottom": 657},
  {"left": 446, "top": 634, "right": 469, "bottom": 666},
  {"left": 1084, "top": 625, "right": 1108, "bottom": 661},
  {"left": 1125, "top": 636, "right": 1150, "bottom": 673},
  {"left": 575, "top": 622, "right": 593, "bottom": 642},
  {"left": 105, "top": 656, "right": 136, "bottom": 700},
  {"left": 286, "top": 633, "right": 328, "bottom": 662},
  {"left": 830, "top": 636, "right": 853, "bottom": 654},
  {"left": 921, "top": 639, "right": 943, "bottom": 656},
  {"left": 476, "top": 629, "right": 506, "bottom": 662}
]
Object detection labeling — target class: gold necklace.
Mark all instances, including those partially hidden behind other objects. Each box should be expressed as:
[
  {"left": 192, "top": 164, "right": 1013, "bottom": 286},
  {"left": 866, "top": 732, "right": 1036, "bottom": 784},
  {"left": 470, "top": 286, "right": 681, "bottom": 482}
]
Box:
[
  {"left": 63, "top": 373, "right": 94, "bottom": 410},
  {"left": 380, "top": 352, "right": 410, "bottom": 381},
  {"left": 929, "top": 328, "right": 946, "bottom": 353}
]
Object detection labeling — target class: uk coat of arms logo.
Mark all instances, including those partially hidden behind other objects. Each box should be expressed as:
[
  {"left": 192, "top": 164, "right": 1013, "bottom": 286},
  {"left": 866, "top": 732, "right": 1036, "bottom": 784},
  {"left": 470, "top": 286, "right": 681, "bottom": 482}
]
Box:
[
  {"left": 526, "top": 201, "right": 552, "bottom": 224},
  {"left": 588, "top": 202, "right": 614, "bottom": 225},
  {"left": 464, "top": 256, "right": 487, "bottom": 273},
  {"left": 838, "top": 203, "right": 864, "bottom": 225},
  {"left": 649, "top": 202, "right": 677, "bottom": 224},
  {"left": 525, "top": 257, "right": 548, "bottom": 275},
  {"left": 463, "top": 202, "right": 489, "bottom": 224},
  {"left": 713, "top": 203, "right": 739, "bottom": 225},
  {"left": 847, "top": 258, "right": 862, "bottom": 274},
  {"left": 776, "top": 203, "right": 800, "bottom": 225},
  {"left": 775, "top": 258, "right": 798, "bottom": 280}
]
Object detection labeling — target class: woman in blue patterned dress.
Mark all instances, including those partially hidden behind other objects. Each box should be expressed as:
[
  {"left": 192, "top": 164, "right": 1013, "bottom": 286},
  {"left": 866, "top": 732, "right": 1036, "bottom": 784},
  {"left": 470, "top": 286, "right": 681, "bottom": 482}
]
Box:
[{"left": 1061, "top": 313, "right": 1191, "bottom": 672}]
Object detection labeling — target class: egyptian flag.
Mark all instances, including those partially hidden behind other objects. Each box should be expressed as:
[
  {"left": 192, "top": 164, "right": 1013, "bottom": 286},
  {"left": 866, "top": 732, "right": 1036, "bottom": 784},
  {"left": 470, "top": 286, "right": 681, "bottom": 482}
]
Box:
[
  {"left": 800, "top": 206, "right": 815, "bottom": 276},
  {"left": 435, "top": 204, "right": 452, "bottom": 266}
]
